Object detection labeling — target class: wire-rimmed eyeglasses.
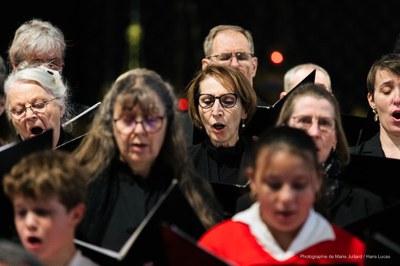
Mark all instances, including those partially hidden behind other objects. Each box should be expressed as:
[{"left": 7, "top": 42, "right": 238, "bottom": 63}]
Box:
[
  {"left": 197, "top": 93, "right": 238, "bottom": 109},
  {"left": 9, "top": 98, "right": 59, "bottom": 120},
  {"left": 207, "top": 52, "right": 254, "bottom": 62},
  {"left": 290, "top": 115, "right": 335, "bottom": 134}
]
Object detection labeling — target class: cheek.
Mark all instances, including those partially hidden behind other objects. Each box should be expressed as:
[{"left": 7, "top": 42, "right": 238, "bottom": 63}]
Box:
[
  {"left": 326, "top": 134, "right": 337, "bottom": 149},
  {"left": 11, "top": 119, "right": 22, "bottom": 130},
  {"left": 113, "top": 130, "right": 129, "bottom": 153},
  {"left": 198, "top": 108, "right": 209, "bottom": 123},
  {"left": 153, "top": 129, "right": 167, "bottom": 153}
]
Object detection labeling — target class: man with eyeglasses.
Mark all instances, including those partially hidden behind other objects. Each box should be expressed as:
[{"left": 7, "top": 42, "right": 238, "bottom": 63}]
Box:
[{"left": 201, "top": 25, "right": 267, "bottom": 107}]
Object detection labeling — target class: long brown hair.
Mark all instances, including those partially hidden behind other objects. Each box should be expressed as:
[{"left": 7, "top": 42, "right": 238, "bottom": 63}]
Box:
[{"left": 74, "top": 68, "right": 222, "bottom": 228}]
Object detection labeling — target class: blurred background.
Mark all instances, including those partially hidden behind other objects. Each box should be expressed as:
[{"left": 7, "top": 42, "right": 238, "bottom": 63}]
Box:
[{"left": 1, "top": 0, "right": 399, "bottom": 117}]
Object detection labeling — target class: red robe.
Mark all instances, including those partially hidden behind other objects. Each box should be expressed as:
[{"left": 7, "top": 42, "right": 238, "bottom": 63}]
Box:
[{"left": 199, "top": 204, "right": 365, "bottom": 266}]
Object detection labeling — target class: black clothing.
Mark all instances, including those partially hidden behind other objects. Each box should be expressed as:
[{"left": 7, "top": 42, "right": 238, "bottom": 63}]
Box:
[
  {"left": 56, "top": 127, "right": 74, "bottom": 147},
  {"left": 189, "top": 136, "right": 253, "bottom": 185},
  {"left": 77, "top": 158, "right": 172, "bottom": 251},
  {"left": 189, "top": 136, "right": 253, "bottom": 219},
  {"left": 235, "top": 153, "right": 385, "bottom": 227},
  {"left": 349, "top": 132, "right": 385, "bottom": 157},
  {"left": 349, "top": 132, "right": 400, "bottom": 208},
  {"left": 0, "top": 114, "right": 17, "bottom": 146},
  {"left": 318, "top": 180, "right": 384, "bottom": 227}
]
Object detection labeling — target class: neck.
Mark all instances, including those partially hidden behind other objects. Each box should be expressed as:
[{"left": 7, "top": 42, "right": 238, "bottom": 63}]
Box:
[
  {"left": 210, "top": 134, "right": 239, "bottom": 148},
  {"left": 43, "top": 242, "right": 76, "bottom": 266},
  {"left": 380, "top": 127, "right": 400, "bottom": 159}
]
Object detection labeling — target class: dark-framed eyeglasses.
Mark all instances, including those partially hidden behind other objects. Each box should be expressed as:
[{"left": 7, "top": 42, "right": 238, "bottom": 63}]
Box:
[
  {"left": 290, "top": 115, "right": 335, "bottom": 134},
  {"left": 197, "top": 93, "right": 238, "bottom": 109},
  {"left": 9, "top": 98, "right": 59, "bottom": 120},
  {"left": 113, "top": 116, "right": 165, "bottom": 135},
  {"left": 207, "top": 52, "right": 254, "bottom": 62}
]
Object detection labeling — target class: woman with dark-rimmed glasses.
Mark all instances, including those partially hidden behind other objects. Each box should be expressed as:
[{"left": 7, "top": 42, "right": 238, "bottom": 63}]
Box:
[{"left": 186, "top": 65, "right": 257, "bottom": 188}]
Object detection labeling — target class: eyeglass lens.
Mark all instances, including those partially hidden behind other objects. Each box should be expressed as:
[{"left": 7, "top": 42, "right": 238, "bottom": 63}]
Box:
[
  {"left": 10, "top": 99, "right": 54, "bottom": 119},
  {"left": 292, "top": 116, "right": 335, "bottom": 132},
  {"left": 114, "top": 117, "right": 164, "bottom": 134},
  {"left": 198, "top": 93, "right": 237, "bottom": 109},
  {"left": 215, "top": 52, "right": 252, "bottom": 61}
]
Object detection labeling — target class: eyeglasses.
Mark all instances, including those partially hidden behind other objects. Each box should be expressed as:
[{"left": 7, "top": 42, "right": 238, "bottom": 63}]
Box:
[
  {"left": 290, "top": 115, "right": 335, "bottom": 134},
  {"left": 30, "top": 58, "right": 64, "bottom": 72},
  {"left": 197, "top": 93, "right": 238, "bottom": 109},
  {"left": 207, "top": 52, "right": 254, "bottom": 62},
  {"left": 9, "top": 98, "right": 58, "bottom": 119},
  {"left": 113, "top": 116, "right": 165, "bottom": 135}
]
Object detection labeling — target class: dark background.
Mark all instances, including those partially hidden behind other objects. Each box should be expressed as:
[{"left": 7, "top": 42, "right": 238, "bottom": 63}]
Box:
[{"left": 1, "top": 0, "right": 399, "bottom": 117}]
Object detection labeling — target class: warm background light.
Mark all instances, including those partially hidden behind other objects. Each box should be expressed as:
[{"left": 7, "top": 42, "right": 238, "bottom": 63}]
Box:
[{"left": 270, "top": 50, "right": 284, "bottom": 64}]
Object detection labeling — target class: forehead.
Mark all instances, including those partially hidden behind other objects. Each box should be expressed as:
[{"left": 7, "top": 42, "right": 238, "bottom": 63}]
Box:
[
  {"left": 13, "top": 194, "right": 59, "bottom": 207},
  {"left": 113, "top": 90, "right": 165, "bottom": 115},
  {"left": 212, "top": 30, "right": 251, "bottom": 53},
  {"left": 6, "top": 82, "right": 50, "bottom": 104},
  {"left": 255, "top": 148, "right": 314, "bottom": 179},
  {"left": 292, "top": 95, "right": 335, "bottom": 117},
  {"left": 199, "top": 76, "right": 233, "bottom": 94},
  {"left": 375, "top": 69, "right": 400, "bottom": 86}
]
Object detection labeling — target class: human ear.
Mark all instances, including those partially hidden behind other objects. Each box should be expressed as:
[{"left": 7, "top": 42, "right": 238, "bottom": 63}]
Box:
[
  {"left": 251, "top": 57, "right": 258, "bottom": 78},
  {"left": 367, "top": 92, "right": 376, "bottom": 110},
  {"left": 201, "top": 58, "right": 211, "bottom": 70},
  {"left": 69, "top": 203, "right": 85, "bottom": 226}
]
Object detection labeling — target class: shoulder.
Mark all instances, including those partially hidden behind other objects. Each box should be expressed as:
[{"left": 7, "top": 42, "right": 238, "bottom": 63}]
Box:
[
  {"left": 68, "top": 250, "right": 99, "bottom": 266},
  {"left": 350, "top": 133, "right": 383, "bottom": 156},
  {"left": 240, "top": 135, "right": 255, "bottom": 148},
  {"left": 188, "top": 141, "right": 207, "bottom": 158},
  {"left": 199, "top": 220, "right": 250, "bottom": 245},
  {"left": 331, "top": 225, "right": 365, "bottom": 248}
]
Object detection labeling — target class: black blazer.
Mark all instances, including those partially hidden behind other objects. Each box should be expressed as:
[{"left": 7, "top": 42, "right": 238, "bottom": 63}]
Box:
[{"left": 350, "top": 132, "right": 385, "bottom": 157}]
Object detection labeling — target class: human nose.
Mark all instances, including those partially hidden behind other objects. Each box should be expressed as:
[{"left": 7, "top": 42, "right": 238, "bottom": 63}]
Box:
[
  {"left": 211, "top": 98, "right": 224, "bottom": 114},
  {"left": 393, "top": 86, "right": 400, "bottom": 105},
  {"left": 278, "top": 184, "right": 295, "bottom": 203},
  {"left": 24, "top": 212, "right": 38, "bottom": 230},
  {"left": 306, "top": 120, "right": 321, "bottom": 136},
  {"left": 229, "top": 54, "right": 240, "bottom": 67},
  {"left": 132, "top": 121, "right": 146, "bottom": 134},
  {"left": 24, "top": 106, "right": 37, "bottom": 119}
]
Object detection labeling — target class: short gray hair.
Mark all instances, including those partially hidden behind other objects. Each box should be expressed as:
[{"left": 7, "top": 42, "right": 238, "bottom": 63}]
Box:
[
  {"left": 4, "top": 65, "right": 71, "bottom": 123},
  {"left": 203, "top": 25, "right": 255, "bottom": 58}
]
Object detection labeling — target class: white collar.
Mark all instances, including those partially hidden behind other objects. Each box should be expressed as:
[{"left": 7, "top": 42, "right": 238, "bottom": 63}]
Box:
[{"left": 232, "top": 202, "right": 335, "bottom": 261}]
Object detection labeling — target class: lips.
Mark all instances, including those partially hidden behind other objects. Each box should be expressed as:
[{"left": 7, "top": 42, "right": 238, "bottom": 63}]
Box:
[
  {"left": 25, "top": 236, "right": 43, "bottom": 250},
  {"left": 130, "top": 142, "right": 148, "bottom": 152},
  {"left": 131, "top": 142, "right": 147, "bottom": 147}
]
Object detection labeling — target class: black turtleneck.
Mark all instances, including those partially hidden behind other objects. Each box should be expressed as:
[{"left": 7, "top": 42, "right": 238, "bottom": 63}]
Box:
[{"left": 189, "top": 136, "right": 253, "bottom": 185}]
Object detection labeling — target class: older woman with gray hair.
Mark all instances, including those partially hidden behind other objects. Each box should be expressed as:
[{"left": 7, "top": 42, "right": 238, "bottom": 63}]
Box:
[{"left": 4, "top": 64, "right": 72, "bottom": 148}]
